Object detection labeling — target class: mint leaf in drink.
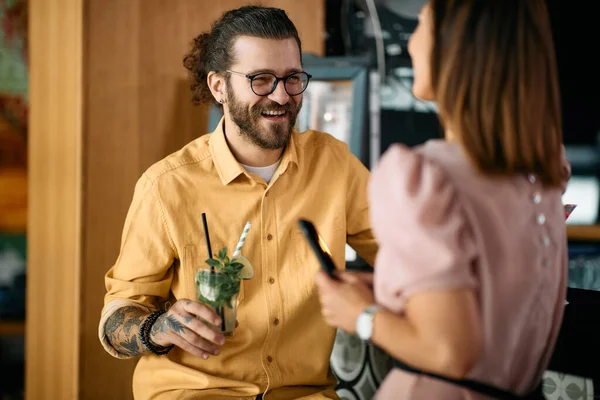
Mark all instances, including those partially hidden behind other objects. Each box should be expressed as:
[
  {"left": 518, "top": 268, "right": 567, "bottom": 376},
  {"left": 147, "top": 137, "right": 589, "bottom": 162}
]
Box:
[
  {"left": 223, "top": 261, "right": 244, "bottom": 275},
  {"left": 205, "top": 258, "right": 221, "bottom": 269},
  {"left": 197, "top": 246, "right": 245, "bottom": 309},
  {"left": 197, "top": 292, "right": 221, "bottom": 309},
  {"left": 218, "top": 247, "right": 228, "bottom": 261}
]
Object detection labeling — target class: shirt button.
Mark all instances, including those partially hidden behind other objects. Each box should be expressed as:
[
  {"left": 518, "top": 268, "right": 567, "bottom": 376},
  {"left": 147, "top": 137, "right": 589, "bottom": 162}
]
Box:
[
  {"left": 537, "top": 214, "right": 546, "bottom": 225},
  {"left": 267, "top": 234, "right": 273, "bottom": 241},
  {"left": 273, "top": 318, "right": 280, "bottom": 326},
  {"left": 543, "top": 235, "right": 551, "bottom": 247},
  {"left": 268, "top": 277, "right": 275, "bottom": 284},
  {"left": 533, "top": 193, "right": 542, "bottom": 204},
  {"left": 267, "top": 356, "right": 273, "bottom": 363}
]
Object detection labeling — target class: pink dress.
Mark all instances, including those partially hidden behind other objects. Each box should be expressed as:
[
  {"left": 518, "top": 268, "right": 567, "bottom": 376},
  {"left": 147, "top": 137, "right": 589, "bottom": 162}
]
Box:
[{"left": 370, "top": 140, "right": 570, "bottom": 399}]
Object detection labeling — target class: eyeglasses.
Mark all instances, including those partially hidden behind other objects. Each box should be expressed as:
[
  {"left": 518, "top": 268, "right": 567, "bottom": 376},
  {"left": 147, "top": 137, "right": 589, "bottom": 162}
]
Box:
[{"left": 226, "top": 70, "right": 312, "bottom": 96}]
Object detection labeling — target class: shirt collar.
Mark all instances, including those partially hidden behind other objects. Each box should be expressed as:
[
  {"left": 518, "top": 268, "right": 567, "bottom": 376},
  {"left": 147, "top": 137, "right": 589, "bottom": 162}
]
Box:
[
  {"left": 278, "top": 128, "right": 299, "bottom": 176},
  {"left": 209, "top": 117, "right": 299, "bottom": 186},
  {"left": 209, "top": 117, "right": 245, "bottom": 185}
]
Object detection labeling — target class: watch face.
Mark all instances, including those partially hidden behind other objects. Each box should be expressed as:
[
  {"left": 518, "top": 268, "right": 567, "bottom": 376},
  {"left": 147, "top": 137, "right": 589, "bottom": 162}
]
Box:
[{"left": 357, "top": 313, "right": 373, "bottom": 340}]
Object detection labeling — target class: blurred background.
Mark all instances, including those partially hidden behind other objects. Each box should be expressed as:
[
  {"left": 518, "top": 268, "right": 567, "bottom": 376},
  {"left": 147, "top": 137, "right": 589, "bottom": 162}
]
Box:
[{"left": 1, "top": 0, "right": 599, "bottom": 399}]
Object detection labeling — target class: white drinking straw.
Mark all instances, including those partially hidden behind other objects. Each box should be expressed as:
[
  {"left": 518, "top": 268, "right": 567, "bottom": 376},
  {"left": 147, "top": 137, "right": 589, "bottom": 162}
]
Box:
[{"left": 232, "top": 221, "right": 252, "bottom": 257}]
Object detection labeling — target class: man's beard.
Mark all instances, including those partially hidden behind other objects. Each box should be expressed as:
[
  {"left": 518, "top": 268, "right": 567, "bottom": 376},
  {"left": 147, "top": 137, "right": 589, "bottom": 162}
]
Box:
[{"left": 227, "top": 84, "right": 302, "bottom": 150}]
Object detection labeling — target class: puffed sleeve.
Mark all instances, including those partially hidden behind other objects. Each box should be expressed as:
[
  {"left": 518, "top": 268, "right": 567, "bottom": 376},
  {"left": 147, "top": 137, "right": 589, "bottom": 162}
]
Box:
[{"left": 370, "top": 144, "right": 478, "bottom": 313}]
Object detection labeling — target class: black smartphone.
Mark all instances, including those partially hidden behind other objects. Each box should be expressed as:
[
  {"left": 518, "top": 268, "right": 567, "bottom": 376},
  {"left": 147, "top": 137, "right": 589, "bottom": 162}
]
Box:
[{"left": 297, "top": 219, "right": 340, "bottom": 280}]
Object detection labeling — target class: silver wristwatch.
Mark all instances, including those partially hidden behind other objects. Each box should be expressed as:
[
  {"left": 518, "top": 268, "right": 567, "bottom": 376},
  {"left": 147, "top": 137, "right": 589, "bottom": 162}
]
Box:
[{"left": 356, "top": 304, "right": 381, "bottom": 340}]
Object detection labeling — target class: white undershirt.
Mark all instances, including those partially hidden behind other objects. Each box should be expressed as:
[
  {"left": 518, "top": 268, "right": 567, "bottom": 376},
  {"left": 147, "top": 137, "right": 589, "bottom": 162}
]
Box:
[{"left": 242, "top": 159, "right": 282, "bottom": 184}]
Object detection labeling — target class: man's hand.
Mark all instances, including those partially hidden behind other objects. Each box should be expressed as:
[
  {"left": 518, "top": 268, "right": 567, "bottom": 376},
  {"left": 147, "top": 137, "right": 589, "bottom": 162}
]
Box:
[{"left": 150, "top": 299, "right": 226, "bottom": 359}]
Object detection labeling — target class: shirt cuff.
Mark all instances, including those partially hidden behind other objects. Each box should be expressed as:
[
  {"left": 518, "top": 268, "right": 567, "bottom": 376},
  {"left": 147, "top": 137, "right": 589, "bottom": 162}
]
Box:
[{"left": 98, "top": 299, "right": 150, "bottom": 359}]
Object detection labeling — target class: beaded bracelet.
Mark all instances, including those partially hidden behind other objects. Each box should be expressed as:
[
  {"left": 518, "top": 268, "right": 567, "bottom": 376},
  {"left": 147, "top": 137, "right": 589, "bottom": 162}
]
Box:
[{"left": 139, "top": 310, "right": 175, "bottom": 355}]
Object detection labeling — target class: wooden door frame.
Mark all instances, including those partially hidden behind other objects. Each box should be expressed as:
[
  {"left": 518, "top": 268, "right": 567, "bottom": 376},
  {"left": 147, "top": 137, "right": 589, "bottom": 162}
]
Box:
[{"left": 26, "top": 0, "right": 83, "bottom": 398}]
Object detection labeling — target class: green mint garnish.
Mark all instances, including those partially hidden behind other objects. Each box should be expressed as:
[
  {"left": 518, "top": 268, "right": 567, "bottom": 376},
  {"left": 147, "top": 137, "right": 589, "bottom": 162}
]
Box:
[{"left": 195, "top": 246, "right": 244, "bottom": 309}]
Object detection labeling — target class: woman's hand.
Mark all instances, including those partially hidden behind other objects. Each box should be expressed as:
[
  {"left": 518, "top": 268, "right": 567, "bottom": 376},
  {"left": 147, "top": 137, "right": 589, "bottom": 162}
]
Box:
[
  {"left": 314, "top": 270, "right": 376, "bottom": 334},
  {"left": 343, "top": 270, "right": 375, "bottom": 289}
]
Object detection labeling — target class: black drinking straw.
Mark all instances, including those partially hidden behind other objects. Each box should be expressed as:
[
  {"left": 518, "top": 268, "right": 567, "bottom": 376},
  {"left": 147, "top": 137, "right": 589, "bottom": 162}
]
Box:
[
  {"left": 201, "top": 212, "right": 225, "bottom": 331},
  {"left": 202, "top": 213, "right": 214, "bottom": 273}
]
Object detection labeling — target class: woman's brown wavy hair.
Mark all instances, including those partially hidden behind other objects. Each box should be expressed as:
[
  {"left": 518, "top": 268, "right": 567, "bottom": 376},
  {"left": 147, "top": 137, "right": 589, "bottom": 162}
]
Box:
[{"left": 430, "top": 0, "right": 564, "bottom": 187}]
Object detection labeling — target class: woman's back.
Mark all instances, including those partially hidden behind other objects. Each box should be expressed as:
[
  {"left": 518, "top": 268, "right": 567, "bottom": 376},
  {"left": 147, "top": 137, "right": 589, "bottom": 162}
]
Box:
[
  {"left": 372, "top": 140, "right": 569, "bottom": 398},
  {"left": 313, "top": 1, "right": 570, "bottom": 398}
]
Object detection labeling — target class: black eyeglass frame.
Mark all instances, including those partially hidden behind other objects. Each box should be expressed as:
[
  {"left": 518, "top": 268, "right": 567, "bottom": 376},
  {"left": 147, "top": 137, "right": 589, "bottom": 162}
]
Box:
[{"left": 226, "top": 69, "right": 312, "bottom": 97}]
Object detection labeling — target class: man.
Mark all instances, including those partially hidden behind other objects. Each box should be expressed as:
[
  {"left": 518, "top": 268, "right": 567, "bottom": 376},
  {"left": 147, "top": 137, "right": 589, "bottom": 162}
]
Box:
[{"left": 99, "top": 5, "right": 378, "bottom": 399}]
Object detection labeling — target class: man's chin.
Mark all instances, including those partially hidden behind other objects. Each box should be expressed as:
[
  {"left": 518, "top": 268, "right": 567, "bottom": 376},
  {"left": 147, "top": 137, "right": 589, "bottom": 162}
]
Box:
[
  {"left": 259, "top": 119, "right": 289, "bottom": 133},
  {"left": 266, "top": 132, "right": 292, "bottom": 151}
]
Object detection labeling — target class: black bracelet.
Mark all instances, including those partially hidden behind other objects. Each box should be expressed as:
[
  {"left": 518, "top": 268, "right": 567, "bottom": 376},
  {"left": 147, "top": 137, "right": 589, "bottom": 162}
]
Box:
[{"left": 139, "top": 310, "right": 174, "bottom": 355}]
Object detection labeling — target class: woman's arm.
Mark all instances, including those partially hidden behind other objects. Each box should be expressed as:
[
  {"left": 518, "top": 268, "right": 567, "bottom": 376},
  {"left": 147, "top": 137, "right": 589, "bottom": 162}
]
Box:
[
  {"left": 371, "top": 288, "right": 483, "bottom": 379},
  {"left": 315, "top": 270, "right": 482, "bottom": 379}
]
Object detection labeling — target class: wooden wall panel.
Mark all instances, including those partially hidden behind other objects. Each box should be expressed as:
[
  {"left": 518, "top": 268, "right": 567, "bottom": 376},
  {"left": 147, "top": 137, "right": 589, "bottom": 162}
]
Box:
[
  {"left": 26, "top": 0, "right": 83, "bottom": 399},
  {"left": 80, "top": 2, "right": 143, "bottom": 398},
  {"left": 80, "top": 1, "right": 324, "bottom": 399}
]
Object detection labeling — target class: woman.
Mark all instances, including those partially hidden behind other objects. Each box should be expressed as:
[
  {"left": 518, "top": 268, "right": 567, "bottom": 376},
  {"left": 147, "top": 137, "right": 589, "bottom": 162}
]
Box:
[{"left": 315, "top": 0, "right": 570, "bottom": 398}]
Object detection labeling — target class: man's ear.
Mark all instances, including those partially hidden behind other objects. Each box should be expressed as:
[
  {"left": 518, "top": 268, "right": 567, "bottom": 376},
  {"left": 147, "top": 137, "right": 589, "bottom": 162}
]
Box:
[{"left": 207, "top": 71, "right": 227, "bottom": 104}]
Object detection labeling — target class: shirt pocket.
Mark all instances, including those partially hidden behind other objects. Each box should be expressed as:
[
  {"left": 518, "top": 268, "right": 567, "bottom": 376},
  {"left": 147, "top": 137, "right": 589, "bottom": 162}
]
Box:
[
  {"left": 288, "top": 228, "right": 321, "bottom": 301},
  {"left": 182, "top": 245, "right": 245, "bottom": 305},
  {"left": 292, "top": 228, "right": 308, "bottom": 265},
  {"left": 291, "top": 219, "right": 344, "bottom": 270}
]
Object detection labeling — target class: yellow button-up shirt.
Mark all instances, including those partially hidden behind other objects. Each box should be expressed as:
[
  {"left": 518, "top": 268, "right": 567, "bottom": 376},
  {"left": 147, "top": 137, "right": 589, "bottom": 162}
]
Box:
[{"left": 100, "top": 119, "right": 378, "bottom": 399}]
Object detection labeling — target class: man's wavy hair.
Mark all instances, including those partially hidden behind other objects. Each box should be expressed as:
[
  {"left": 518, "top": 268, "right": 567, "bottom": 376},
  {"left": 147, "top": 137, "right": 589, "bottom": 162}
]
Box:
[{"left": 183, "top": 5, "right": 302, "bottom": 111}]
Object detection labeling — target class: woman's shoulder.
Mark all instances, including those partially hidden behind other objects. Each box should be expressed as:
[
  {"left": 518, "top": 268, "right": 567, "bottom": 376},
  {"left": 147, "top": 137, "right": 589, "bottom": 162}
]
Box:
[
  {"left": 369, "top": 140, "right": 467, "bottom": 234},
  {"left": 371, "top": 139, "right": 469, "bottom": 197}
]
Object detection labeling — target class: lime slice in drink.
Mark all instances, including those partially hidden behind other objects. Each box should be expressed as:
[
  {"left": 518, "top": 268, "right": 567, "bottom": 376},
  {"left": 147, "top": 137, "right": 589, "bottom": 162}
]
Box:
[{"left": 232, "top": 255, "right": 254, "bottom": 280}]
